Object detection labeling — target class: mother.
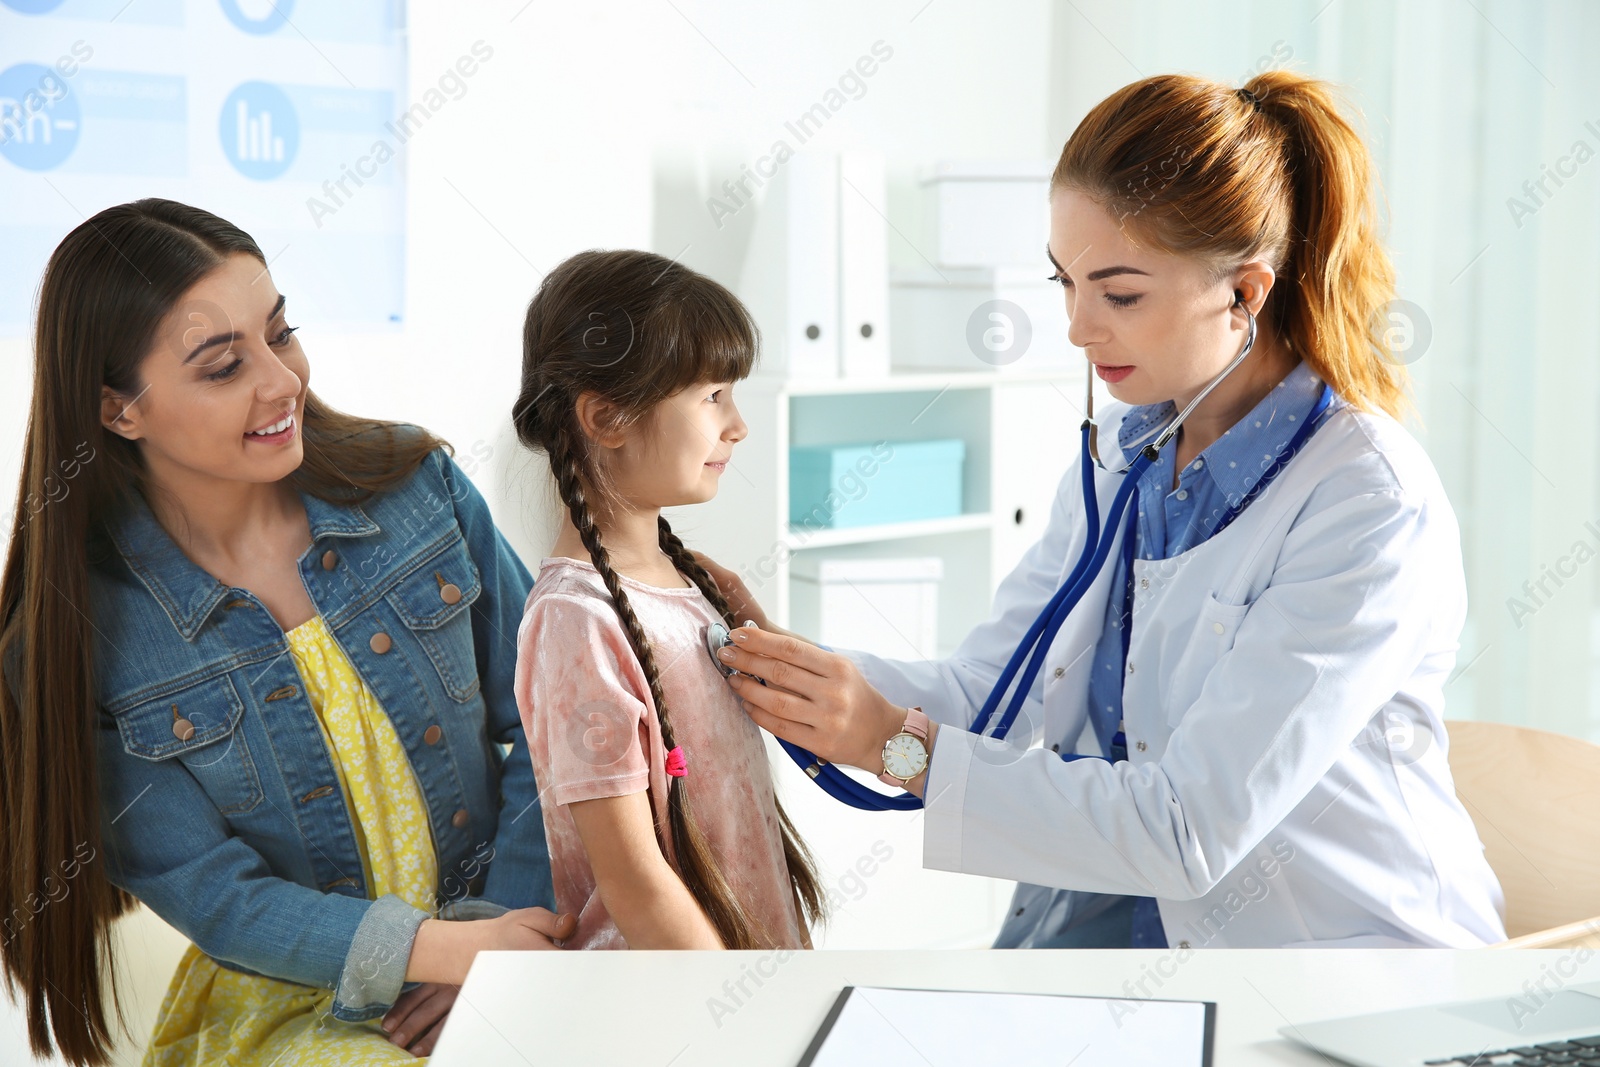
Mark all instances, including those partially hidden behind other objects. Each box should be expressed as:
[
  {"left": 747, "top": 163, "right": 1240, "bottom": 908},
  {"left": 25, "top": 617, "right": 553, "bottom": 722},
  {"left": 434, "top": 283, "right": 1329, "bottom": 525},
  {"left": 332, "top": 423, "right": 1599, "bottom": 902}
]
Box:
[
  {"left": 709, "top": 70, "right": 1506, "bottom": 951},
  {"left": 0, "top": 199, "right": 570, "bottom": 1065}
]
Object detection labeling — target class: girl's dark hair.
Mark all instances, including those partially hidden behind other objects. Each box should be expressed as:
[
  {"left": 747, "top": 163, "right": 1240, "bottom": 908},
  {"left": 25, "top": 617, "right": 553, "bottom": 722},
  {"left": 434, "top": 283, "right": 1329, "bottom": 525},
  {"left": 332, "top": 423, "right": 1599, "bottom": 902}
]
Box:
[
  {"left": 1054, "top": 70, "right": 1407, "bottom": 418},
  {"left": 514, "top": 249, "right": 825, "bottom": 948},
  {"left": 0, "top": 198, "right": 448, "bottom": 1064}
]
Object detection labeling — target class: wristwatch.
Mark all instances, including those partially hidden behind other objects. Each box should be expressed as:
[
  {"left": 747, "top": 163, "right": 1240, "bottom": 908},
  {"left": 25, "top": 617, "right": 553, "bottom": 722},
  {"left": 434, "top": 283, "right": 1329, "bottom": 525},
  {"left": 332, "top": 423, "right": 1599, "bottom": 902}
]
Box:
[{"left": 878, "top": 706, "right": 931, "bottom": 788}]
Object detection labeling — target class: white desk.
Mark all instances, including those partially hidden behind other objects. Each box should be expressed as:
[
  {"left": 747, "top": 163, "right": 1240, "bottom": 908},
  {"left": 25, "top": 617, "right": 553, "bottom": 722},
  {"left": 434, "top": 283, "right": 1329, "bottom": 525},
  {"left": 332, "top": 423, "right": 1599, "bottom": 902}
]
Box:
[{"left": 429, "top": 948, "right": 1600, "bottom": 1065}]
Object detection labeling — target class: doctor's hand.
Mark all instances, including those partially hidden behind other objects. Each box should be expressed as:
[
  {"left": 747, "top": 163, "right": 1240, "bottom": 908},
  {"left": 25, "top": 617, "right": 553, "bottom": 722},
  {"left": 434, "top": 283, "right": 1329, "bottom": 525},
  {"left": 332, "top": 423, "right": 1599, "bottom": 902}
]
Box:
[{"left": 716, "top": 626, "right": 915, "bottom": 776}]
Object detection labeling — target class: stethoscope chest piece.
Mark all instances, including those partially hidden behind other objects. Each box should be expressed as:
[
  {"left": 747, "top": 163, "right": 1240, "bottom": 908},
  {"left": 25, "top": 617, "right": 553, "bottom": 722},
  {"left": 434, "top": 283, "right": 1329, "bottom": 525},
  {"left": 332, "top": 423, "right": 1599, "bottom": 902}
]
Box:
[
  {"left": 706, "top": 619, "right": 761, "bottom": 678},
  {"left": 706, "top": 622, "right": 733, "bottom": 676}
]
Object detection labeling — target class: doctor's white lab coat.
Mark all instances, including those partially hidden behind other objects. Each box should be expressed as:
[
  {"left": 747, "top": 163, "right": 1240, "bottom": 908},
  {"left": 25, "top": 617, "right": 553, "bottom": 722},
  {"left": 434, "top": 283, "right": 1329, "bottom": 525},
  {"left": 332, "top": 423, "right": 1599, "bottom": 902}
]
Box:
[{"left": 845, "top": 396, "right": 1507, "bottom": 948}]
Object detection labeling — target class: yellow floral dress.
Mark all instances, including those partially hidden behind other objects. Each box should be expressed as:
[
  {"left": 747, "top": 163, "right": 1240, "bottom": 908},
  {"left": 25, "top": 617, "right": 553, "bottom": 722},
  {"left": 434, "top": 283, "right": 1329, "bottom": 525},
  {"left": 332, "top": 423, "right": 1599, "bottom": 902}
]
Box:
[{"left": 142, "top": 614, "right": 439, "bottom": 1066}]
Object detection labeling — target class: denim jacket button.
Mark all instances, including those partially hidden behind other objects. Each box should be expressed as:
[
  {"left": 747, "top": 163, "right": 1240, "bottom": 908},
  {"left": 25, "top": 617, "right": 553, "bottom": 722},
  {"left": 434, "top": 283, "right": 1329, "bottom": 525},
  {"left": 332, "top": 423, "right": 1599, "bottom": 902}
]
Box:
[
  {"left": 369, "top": 632, "right": 392, "bottom": 654},
  {"left": 451, "top": 809, "right": 470, "bottom": 828},
  {"left": 424, "top": 725, "right": 442, "bottom": 746},
  {"left": 320, "top": 550, "right": 337, "bottom": 571},
  {"left": 171, "top": 712, "right": 195, "bottom": 742},
  {"left": 439, "top": 583, "right": 462, "bottom": 605}
]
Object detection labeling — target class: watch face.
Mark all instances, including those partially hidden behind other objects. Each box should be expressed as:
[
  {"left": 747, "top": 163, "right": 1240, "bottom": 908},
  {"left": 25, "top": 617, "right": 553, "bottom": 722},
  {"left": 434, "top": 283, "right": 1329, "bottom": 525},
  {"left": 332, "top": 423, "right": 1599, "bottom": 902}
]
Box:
[{"left": 883, "top": 734, "right": 928, "bottom": 779}]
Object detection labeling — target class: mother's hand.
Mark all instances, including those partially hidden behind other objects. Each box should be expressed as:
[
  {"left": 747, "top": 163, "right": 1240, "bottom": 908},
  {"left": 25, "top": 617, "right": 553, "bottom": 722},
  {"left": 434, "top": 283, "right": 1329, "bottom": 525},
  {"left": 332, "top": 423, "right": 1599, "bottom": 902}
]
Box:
[{"left": 716, "top": 627, "right": 907, "bottom": 772}]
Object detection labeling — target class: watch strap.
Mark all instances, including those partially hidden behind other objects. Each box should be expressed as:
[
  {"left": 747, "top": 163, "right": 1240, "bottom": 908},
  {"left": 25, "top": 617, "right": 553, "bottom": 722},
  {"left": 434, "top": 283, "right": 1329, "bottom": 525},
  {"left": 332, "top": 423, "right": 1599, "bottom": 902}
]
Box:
[{"left": 878, "top": 706, "right": 930, "bottom": 788}]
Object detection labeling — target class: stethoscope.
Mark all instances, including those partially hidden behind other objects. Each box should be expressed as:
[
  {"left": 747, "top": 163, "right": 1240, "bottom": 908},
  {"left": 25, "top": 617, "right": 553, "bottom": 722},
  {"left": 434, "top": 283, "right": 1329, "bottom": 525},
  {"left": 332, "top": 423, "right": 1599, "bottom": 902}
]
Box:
[{"left": 708, "top": 293, "right": 1336, "bottom": 812}]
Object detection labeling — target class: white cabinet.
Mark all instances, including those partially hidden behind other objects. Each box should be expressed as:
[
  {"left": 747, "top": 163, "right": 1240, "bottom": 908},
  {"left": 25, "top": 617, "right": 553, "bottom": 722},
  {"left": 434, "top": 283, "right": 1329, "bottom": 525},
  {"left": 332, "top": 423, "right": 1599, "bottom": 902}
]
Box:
[
  {"left": 667, "top": 366, "right": 1085, "bottom": 949},
  {"left": 991, "top": 377, "right": 1085, "bottom": 568}
]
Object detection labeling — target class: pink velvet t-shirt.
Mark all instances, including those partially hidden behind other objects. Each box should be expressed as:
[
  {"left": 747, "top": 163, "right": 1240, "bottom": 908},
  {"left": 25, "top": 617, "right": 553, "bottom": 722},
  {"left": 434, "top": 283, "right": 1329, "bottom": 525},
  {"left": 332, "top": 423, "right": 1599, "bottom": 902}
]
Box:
[{"left": 515, "top": 556, "right": 804, "bottom": 950}]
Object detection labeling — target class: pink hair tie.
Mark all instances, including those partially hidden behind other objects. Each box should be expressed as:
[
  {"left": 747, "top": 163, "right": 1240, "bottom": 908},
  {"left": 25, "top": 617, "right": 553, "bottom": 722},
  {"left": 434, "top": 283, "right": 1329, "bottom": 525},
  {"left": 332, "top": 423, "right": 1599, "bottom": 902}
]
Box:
[{"left": 664, "top": 745, "right": 688, "bottom": 778}]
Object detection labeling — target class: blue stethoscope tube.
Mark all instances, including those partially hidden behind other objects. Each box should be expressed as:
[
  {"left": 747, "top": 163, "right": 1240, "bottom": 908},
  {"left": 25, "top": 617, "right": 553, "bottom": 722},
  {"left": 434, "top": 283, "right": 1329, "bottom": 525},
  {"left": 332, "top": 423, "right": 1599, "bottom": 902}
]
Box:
[{"left": 726, "top": 296, "right": 1326, "bottom": 812}]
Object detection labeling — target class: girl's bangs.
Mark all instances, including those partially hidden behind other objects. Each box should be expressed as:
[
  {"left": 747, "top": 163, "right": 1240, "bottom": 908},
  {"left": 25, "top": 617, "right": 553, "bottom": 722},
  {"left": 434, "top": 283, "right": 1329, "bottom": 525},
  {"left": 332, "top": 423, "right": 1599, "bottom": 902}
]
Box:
[{"left": 663, "top": 293, "right": 759, "bottom": 390}]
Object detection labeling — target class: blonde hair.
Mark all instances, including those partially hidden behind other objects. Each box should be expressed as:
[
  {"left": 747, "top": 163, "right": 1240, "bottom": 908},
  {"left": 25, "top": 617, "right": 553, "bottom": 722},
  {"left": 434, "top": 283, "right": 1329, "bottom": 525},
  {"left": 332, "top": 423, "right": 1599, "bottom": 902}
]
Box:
[{"left": 1052, "top": 70, "right": 1409, "bottom": 420}]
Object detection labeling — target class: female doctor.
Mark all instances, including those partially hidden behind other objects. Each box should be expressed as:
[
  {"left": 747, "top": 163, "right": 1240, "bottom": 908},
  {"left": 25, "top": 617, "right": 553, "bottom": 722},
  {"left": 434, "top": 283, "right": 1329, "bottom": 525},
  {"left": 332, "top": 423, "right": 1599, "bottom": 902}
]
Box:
[{"left": 703, "top": 70, "right": 1507, "bottom": 949}]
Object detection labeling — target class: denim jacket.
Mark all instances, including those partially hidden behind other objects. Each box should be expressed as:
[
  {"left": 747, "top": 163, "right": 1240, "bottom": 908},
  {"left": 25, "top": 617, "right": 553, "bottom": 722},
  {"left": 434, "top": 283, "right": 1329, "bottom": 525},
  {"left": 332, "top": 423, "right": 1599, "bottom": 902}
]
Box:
[{"left": 85, "top": 446, "right": 552, "bottom": 1021}]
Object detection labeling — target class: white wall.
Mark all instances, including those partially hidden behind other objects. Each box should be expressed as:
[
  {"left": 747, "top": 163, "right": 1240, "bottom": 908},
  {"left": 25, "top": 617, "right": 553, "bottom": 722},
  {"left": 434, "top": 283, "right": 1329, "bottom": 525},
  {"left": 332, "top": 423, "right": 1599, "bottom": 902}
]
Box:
[{"left": 2, "top": 0, "right": 1056, "bottom": 573}]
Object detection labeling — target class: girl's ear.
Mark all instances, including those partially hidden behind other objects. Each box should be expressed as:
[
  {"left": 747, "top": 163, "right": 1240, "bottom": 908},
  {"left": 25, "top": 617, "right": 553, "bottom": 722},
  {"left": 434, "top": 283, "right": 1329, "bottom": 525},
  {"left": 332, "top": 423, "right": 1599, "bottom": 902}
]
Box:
[
  {"left": 574, "top": 390, "right": 627, "bottom": 449},
  {"left": 101, "top": 385, "right": 143, "bottom": 442}
]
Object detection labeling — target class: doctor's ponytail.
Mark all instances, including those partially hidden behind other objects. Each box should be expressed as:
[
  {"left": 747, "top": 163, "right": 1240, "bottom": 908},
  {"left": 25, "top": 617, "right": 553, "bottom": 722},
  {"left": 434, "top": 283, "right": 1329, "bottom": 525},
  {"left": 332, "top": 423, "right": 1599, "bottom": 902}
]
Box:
[{"left": 1052, "top": 70, "right": 1408, "bottom": 419}]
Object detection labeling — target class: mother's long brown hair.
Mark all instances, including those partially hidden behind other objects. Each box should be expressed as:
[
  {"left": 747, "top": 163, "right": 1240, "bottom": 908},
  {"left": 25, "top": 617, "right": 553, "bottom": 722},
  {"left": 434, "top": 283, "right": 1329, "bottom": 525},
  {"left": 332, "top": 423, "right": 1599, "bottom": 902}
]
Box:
[
  {"left": 514, "top": 249, "right": 825, "bottom": 949},
  {"left": 0, "top": 199, "right": 447, "bottom": 1063},
  {"left": 1054, "top": 69, "right": 1407, "bottom": 418}
]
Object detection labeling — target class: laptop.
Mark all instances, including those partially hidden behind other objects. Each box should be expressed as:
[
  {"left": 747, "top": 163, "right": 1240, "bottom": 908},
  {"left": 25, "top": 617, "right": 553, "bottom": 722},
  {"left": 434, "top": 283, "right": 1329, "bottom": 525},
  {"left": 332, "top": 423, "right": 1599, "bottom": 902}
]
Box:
[{"left": 1282, "top": 980, "right": 1600, "bottom": 1065}]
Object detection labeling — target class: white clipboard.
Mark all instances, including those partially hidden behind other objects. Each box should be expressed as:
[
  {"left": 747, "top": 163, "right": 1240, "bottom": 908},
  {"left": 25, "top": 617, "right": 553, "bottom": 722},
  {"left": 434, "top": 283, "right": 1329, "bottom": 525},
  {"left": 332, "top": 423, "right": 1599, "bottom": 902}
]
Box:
[{"left": 797, "top": 985, "right": 1216, "bottom": 1066}]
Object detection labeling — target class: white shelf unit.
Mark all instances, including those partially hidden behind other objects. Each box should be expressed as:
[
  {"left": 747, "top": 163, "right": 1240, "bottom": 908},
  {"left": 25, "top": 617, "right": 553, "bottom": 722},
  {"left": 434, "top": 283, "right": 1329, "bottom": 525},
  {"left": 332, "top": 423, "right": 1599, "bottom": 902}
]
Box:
[{"left": 668, "top": 366, "right": 1087, "bottom": 950}]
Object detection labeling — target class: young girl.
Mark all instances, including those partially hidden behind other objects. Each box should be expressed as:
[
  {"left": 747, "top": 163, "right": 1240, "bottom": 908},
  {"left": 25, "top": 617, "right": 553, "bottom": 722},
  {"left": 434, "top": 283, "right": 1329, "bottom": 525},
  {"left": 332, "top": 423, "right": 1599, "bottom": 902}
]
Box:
[{"left": 512, "top": 249, "right": 824, "bottom": 951}]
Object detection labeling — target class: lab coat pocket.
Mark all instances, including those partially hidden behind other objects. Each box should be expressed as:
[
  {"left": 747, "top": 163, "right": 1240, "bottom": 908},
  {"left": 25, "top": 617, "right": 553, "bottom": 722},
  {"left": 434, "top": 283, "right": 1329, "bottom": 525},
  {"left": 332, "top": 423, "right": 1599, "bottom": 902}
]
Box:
[{"left": 1164, "top": 592, "right": 1252, "bottom": 729}]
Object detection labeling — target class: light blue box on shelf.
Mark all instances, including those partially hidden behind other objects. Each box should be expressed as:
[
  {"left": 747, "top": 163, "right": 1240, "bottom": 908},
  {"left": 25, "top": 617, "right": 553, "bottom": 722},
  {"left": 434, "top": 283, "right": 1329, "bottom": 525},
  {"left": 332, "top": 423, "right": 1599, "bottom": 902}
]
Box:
[{"left": 789, "top": 438, "right": 966, "bottom": 530}]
